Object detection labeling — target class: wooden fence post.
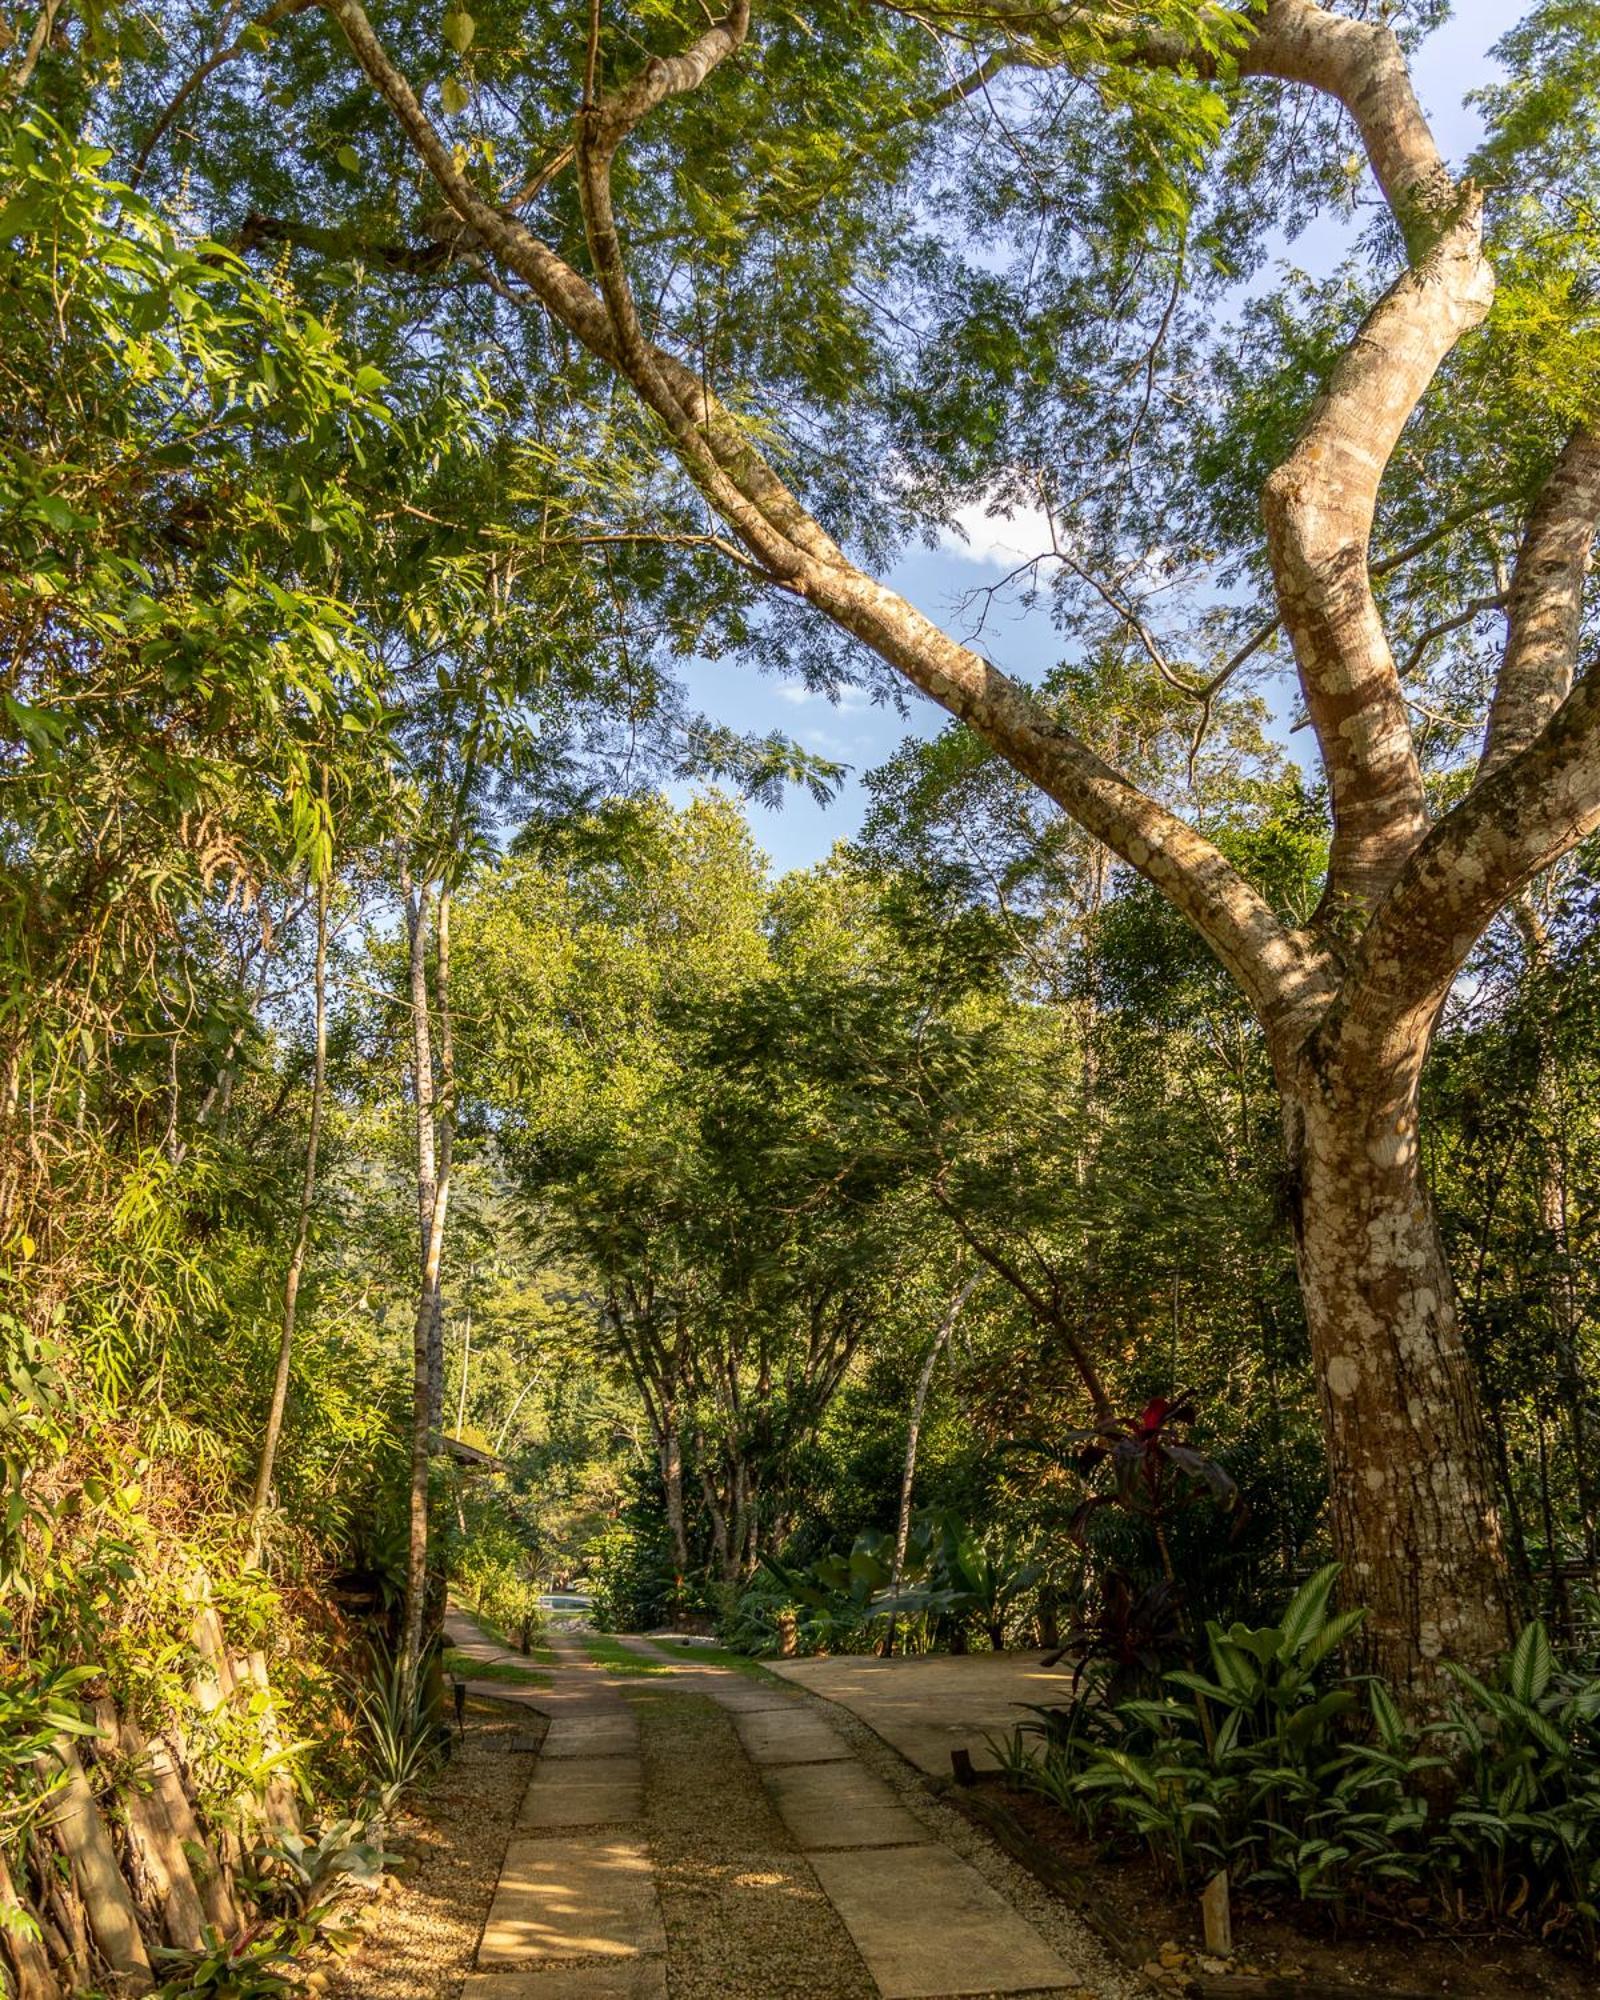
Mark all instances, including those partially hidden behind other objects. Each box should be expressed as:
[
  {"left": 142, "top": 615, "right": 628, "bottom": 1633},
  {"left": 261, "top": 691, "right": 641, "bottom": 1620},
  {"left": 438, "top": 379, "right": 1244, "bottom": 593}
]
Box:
[
  {"left": 0, "top": 1847, "right": 58, "bottom": 2000},
  {"left": 93, "top": 1704, "right": 207, "bottom": 1952},
  {"left": 33, "top": 1740, "right": 152, "bottom": 1993}
]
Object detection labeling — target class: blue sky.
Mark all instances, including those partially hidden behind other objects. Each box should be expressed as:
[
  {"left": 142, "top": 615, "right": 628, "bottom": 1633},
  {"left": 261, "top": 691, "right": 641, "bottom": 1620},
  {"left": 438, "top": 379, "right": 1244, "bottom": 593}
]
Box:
[{"left": 679, "top": 2, "right": 1528, "bottom": 874}]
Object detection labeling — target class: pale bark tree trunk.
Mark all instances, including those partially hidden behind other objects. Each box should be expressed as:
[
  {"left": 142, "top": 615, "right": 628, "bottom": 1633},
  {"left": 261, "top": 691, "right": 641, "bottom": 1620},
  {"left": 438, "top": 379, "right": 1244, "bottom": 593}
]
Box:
[
  {"left": 1283, "top": 1047, "right": 1510, "bottom": 1675},
  {"left": 400, "top": 881, "right": 455, "bottom": 1701},
  {"left": 249, "top": 872, "right": 329, "bottom": 1557},
  {"left": 893, "top": 1273, "right": 979, "bottom": 1594},
  {"left": 325, "top": 0, "right": 1600, "bottom": 1702},
  {"left": 887, "top": 1273, "right": 978, "bottom": 1656},
  {"left": 404, "top": 872, "right": 447, "bottom": 1430},
  {"left": 493, "top": 1364, "right": 548, "bottom": 1453}
]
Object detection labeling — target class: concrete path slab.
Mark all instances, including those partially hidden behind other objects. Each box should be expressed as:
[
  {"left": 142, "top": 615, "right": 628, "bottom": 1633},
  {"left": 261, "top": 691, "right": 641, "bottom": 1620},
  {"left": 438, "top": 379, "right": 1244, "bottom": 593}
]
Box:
[
  {"left": 769, "top": 1652, "right": 1067, "bottom": 1776},
  {"left": 519, "top": 1761, "right": 642, "bottom": 1831},
  {"left": 462, "top": 1963, "right": 666, "bottom": 2000},
  {"left": 457, "top": 1677, "right": 552, "bottom": 1707},
  {"left": 478, "top": 1835, "right": 665, "bottom": 1966},
  {"left": 734, "top": 1706, "right": 851, "bottom": 1765},
  {"left": 762, "top": 1760, "right": 925, "bottom": 1851},
  {"left": 808, "top": 1844, "right": 1074, "bottom": 1998},
  {"left": 542, "top": 1715, "right": 639, "bottom": 1759},
  {"left": 694, "top": 1682, "right": 793, "bottom": 1713}
]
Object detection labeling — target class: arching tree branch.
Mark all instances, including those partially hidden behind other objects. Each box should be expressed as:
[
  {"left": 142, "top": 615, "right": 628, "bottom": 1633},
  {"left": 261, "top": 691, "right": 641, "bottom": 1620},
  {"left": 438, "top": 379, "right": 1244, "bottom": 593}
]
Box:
[{"left": 1480, "top": 426, "right": 1600, "bottom": 780}]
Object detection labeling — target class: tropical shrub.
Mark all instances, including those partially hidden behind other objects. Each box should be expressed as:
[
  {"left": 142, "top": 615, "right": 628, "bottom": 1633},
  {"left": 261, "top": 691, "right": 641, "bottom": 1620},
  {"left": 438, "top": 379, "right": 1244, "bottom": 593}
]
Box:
[{"left": 1004, "top": 1571, "right": 1600, "bottom": 1958}]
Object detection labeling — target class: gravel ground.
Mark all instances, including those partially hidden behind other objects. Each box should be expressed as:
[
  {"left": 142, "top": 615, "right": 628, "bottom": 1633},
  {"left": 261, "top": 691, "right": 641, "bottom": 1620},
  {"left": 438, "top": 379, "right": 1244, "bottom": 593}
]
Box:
[
  {"left": 327, "top": 1697, "right": 539, "bottom": 2000},
  {"left": 620, "top": 1638, "right": 1141, "bottom": 2000},
  {"left": 626, "top": 1684, "right": 874, "bottom": 2000}
]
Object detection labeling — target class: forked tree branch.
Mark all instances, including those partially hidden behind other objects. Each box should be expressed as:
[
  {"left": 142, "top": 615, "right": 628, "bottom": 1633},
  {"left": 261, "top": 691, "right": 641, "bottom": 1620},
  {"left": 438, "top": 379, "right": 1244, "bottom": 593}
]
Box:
[
  {"left": 319, "top": 0, "right": 1316, "bottom": 1043},
  {"left": 1262, "top": 203, "right": 1492, "bottom": 924},
  {"left": 1339, "top": 658, "right": 1600, "bottom": 1063}
]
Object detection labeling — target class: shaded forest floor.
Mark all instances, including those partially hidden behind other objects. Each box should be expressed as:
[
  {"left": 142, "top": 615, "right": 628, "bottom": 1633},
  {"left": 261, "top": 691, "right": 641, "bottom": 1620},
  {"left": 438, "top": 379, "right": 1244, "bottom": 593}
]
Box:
[{"left": 988, "top": 1780, "right": 1595, "bottom": 1999}]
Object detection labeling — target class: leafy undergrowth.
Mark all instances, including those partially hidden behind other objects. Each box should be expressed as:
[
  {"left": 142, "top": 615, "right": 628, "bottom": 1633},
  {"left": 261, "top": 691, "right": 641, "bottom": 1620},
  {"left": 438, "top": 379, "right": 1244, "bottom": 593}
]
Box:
[
  {"left": 991, "top": 1778, "right": 1593, "bottom": 2000},
  {"left": 986, "top": 1570, "right": 1600, "bottom": 1984}
]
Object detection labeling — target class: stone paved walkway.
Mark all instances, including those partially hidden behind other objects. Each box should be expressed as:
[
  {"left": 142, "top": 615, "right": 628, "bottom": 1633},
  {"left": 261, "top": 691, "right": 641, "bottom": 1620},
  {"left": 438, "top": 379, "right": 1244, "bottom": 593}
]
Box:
[
  {"left": 445, "top": 1614, "right": 1135, "bottom": 2000},
  {"left": 764, "top": 1650, "right": 1073, "bottom": 1777}
]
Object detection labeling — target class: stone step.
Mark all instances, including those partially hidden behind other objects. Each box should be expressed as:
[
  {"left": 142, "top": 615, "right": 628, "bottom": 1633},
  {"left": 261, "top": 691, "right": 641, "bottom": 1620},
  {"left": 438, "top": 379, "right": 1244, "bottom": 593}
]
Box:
[
  {"left": 542, "top": 1716, "right": 640, "bottom": 1759},
  {"left": 808, "top": 1844, "right": 1074, "bottom": 2000},
  {"left": 478, "top": 1835, "right": 665, "bottom": 1968},
  {"left": 762, "top": 1760, "right": 925, "bottom": 1851},
  {"left": 519, "top": 1758, "right": 643, "bottom": 1831},
  {"left": 734, "top": 1707, "right": 851, "bottom": 1765}
]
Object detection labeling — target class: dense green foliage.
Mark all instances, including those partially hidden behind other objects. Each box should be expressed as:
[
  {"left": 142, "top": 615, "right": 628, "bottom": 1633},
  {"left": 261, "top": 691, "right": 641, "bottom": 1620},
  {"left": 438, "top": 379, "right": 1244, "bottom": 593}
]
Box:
[{"left": 4, "top": 0, "right": 1600, "bottom": 1983}]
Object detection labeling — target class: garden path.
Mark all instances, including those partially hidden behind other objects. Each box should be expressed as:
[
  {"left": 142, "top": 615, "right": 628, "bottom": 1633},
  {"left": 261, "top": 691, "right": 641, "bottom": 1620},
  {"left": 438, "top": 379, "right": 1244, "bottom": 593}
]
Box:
[{"left": 442, "top": 1613, "right": 1136, "bottom": 2000}]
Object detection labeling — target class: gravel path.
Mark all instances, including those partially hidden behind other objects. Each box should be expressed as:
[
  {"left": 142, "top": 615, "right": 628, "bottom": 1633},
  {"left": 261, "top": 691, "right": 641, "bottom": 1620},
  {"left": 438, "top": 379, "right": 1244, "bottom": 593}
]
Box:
[
  {"left": 627, "top": 1684, "right": 874, "bottom": 2000},
  {"left": 614, "top": 1635, "right": 1140, "bottom": 2000},
  {"left": 342, "top": 1620, "right": 1139, "bottom": 2000}
]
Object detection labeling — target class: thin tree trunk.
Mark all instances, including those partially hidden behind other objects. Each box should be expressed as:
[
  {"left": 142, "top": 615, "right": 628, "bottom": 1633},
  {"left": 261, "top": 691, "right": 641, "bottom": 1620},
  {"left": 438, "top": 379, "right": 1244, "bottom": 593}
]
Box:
[
  {"left": 1285, "top": 1054, "right": 1515, "bottom": 1699},
  {"left": 401, "top": 885, "right": 454, "bottom": 1701},
  {"left": 893, "top": 1274, "right": 979, "bottom": 1593},
  {"left": 493, "top": 1364, "right": 547, "bottom": 1453},
  {"left": 249, "top": 872, "right": 328, "bottom": 1555},
  {"left": 454, "top": 1300, "right": 471, "bottom": 1437},
  {"left": 429, "top": 890, "right": 455, "bottom": 1426},
  {"left": 886, "top": 1274, "right": 978, "bottom": 1657}
]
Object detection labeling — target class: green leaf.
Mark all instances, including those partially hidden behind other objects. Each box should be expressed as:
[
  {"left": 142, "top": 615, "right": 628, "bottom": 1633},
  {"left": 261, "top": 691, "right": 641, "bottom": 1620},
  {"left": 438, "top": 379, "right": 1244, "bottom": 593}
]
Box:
[
  {"left": 441, "top": 74, "right": 470, "bottom": 116},
  {"left": 1368, "top": 1679, "right": 1407, "bottom": 1751},
  {"left": 1507, "top": 1620, "right": 1553, "bottom": 1706},
  {"left": 335, "top": 144, "right": 361, "bottom": 174},
  {"left": 1278, "top": 1562, "right": 1341, "bottom": 1658},
  {"left": 442, "top": 8, "right": 475, "bottom": 54}
]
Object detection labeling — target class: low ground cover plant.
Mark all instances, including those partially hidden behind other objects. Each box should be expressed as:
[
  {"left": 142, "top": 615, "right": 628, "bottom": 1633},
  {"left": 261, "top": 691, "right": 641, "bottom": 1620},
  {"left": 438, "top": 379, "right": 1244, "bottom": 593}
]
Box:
[{"left": 996, "top": 1568, "right": 1600, "bottom": 1961}]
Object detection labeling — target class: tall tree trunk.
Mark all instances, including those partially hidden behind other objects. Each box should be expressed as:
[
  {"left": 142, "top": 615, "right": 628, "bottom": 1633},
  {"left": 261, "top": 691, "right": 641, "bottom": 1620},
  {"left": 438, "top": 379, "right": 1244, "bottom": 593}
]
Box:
[
  {"left": 248, "top": 873, "right": 328, "bottom": 1557},
  {"left": 660, "top": 1420, "right": 689, "bottom": 1576},
  {"left": 400, "top": 884, "right": 455, "bottom": 1701},
  {"left": 430, "top": 903, "right": 455, "bottom": 1426},
  {"left": 893, "top": 1273, "right": 979, "bottom": 1594},
  {"left": 1284, "top": 1047, "right": 1514, "bottom": 1698}
]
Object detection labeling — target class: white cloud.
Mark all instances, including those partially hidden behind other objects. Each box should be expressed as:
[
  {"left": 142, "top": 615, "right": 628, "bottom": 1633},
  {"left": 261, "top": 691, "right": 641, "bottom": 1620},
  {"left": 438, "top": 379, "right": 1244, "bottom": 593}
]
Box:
[
  {"left": 774, "top": 682, "right": 874, "bottom": 712},
  {"left": 937, "top": 497, "right": 1056, "bottom": 568}
]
